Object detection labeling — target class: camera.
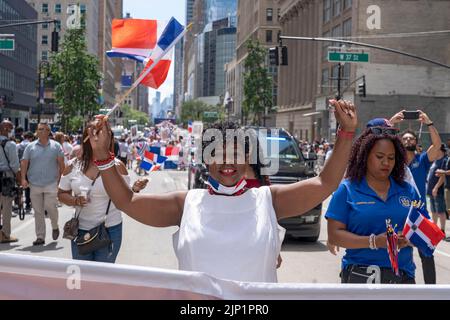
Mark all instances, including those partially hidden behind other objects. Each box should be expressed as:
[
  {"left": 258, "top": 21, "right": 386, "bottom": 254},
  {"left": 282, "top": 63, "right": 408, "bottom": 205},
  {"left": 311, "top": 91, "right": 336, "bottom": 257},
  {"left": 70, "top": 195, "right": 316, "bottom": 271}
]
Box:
[
  {"left": 402, "top": 110, "right": 420, "bottom": 120},
  {"left": 0, "top": 174, "right": 18, "bottom": 198}
]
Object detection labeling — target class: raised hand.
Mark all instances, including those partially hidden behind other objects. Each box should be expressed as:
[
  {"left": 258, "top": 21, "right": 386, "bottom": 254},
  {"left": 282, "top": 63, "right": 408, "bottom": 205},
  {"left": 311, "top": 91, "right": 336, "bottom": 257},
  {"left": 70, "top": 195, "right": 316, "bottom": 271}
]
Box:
[
  {"left": 389, "top": 110, "right": 406, "bottom": 125},
  {"left": 329, "top": 99, "right": 358, "bottom": 132},
  {"left": 88, "top": 115, "right": 112, "bottom": 160}
]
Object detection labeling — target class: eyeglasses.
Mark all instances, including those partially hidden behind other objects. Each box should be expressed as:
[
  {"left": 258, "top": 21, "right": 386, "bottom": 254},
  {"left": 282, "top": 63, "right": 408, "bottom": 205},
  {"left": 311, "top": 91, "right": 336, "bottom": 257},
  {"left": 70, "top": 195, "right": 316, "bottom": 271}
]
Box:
[{"left": 369, "top": 126, "right": 399, "bottom": 136}]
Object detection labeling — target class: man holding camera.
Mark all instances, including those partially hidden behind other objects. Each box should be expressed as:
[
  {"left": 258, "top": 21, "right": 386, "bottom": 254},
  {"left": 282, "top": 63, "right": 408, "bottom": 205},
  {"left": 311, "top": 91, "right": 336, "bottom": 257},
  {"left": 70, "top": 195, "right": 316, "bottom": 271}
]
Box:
[
  {"left": 390, "top": 109, "right": 442, "bottom": 284},
  {"left": 0, "top": 120, "right": 20, "bottom": 243}
]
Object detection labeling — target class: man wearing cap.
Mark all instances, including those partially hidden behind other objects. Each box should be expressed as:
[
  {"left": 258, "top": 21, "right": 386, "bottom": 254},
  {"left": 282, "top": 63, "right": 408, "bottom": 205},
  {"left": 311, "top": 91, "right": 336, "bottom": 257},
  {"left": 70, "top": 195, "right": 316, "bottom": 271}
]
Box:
[{"left": 390, "top": 110, "right": 442, "bottom": 284}]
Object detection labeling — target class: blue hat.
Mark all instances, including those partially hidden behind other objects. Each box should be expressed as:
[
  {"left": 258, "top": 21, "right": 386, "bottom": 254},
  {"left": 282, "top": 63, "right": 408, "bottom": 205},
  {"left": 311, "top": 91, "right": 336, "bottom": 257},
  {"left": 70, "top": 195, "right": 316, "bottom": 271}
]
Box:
[{"left": 366, "top": 118, "right": 393, "bottom": 128}]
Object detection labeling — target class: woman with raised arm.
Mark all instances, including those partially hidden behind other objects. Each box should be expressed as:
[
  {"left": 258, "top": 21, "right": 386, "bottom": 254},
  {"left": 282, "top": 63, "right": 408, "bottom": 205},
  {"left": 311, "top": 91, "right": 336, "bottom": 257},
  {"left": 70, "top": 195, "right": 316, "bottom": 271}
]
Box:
[{"left": 88, "top": 99, "right": 357, "bottom": 282}]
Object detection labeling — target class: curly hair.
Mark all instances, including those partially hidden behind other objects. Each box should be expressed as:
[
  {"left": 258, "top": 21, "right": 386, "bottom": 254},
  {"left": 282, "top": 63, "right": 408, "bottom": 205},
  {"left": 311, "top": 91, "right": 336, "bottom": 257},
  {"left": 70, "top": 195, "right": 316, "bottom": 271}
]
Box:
[{"left": 345, "top": 128, "right": 407, "bottom": 184}]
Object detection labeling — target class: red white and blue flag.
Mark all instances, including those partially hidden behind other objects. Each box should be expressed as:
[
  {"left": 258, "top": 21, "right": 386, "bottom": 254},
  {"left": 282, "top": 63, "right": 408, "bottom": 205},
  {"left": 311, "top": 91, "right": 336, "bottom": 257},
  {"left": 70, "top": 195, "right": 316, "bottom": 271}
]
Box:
[
  {"left": 107, "top": 17, "right": 185, "bottom": 89},
  {"left": 144, "top": 150, "right": 168, "bottom": 164},
  {"left": 188, "top": 121, "right": 193, "bottom": 134},
  {"left": 403, "top": 203, "right": 445, "bottom": 257}
]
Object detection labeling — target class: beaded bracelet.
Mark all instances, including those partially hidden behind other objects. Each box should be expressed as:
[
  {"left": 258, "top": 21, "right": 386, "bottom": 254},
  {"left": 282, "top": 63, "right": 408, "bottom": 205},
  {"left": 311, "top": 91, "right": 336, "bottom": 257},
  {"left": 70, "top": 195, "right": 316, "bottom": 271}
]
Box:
[
  {"left": 93, "top": 152, "right": 115, "bottom": 167},
  {"left": 97, "top": 159, "right": 116, "bottom": 171}
]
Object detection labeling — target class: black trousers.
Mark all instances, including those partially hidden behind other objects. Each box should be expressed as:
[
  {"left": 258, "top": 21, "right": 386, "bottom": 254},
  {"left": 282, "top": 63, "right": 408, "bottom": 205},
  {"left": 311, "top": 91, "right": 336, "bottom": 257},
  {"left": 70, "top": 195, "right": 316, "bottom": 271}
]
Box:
[
  {"left": 418, "top": 250, "right": 436, "bottom": 284},
  {"left": 341, "top": 265, "right": 415, "bottom": 284}
]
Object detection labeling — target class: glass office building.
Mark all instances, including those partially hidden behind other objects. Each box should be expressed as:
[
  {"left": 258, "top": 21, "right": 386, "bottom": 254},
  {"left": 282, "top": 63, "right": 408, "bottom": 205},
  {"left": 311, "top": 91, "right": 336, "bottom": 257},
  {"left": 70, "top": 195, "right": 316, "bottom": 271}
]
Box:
[{"left": 204, "top": 0, "right": 237, "bottom": 30}]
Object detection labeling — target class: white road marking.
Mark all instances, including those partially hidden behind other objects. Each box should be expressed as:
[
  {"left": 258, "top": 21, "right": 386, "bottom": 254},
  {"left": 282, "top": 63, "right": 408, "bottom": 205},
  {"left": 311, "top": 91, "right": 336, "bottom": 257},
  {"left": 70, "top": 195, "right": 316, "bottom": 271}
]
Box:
[
  {"left": 435, "top": 249, "right": 450, "bottom": 259},
  {"left": 11, "top": 218, "right": 35, "bottom": 234}
]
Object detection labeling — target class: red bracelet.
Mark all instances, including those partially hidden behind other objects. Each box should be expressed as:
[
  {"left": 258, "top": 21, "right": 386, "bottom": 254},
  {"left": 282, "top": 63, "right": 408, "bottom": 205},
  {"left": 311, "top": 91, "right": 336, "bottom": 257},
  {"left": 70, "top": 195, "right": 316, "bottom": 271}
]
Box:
[
  {"left": 337, "top": 129, "right": 355, "bottom": 140},
  {"left": 93, "top": 152, "right": 115, "bottom": 166}
]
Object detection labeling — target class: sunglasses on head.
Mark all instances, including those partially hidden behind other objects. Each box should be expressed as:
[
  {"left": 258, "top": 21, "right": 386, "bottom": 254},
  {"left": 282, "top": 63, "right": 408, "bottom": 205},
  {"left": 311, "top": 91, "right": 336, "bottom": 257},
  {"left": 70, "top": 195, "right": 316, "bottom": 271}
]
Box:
[{"left": 368, "top": 126, "right": 399, "bottom": 135}]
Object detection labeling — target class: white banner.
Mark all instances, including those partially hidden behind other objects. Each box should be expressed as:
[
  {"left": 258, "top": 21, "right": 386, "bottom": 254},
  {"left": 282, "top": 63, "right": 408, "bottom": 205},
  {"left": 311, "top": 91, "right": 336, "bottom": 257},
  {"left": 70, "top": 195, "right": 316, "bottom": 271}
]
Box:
[{"left": 1, "top": 253, "right": 449, "bottom": 300}]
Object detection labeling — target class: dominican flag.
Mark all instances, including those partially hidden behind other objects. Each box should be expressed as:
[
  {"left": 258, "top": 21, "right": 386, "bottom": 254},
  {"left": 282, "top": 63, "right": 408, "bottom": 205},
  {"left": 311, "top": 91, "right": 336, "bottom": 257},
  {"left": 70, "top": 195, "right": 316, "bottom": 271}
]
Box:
[
  {"left": 164, "top": 146, "right": 180, "bottom": 157},
  {"left": 140, "top": 159, "right": 161, "bottom": 172},
  {"left": 144, "top": 150, "right": 167, "bottom": 164},
  {"left": 149, "top": 146, "right": 161, "bottom": 155},
  {"left": 403, "top": 204, "right": 445, "bottom": 257},
  {"left": 107, "top": 17, "right": 185, "bottom": 89}
]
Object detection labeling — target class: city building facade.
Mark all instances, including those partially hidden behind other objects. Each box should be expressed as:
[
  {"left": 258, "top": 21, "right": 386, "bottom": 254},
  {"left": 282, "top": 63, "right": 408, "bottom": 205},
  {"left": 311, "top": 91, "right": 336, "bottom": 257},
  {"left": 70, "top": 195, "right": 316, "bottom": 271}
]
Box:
[{"left": 0, "top": 0, "right": 37, "bottom": 130}]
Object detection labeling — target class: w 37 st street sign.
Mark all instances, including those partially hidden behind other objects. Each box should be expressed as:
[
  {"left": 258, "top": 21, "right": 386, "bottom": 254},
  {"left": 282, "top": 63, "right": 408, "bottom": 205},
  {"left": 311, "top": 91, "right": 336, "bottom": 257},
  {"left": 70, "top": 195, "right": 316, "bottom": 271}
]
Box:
[
  {"left": 328, "top": 47, "right": 370, "bottom": 63},
  {"left": 0, "top": 35, "right": 15, "bottom": 51}
]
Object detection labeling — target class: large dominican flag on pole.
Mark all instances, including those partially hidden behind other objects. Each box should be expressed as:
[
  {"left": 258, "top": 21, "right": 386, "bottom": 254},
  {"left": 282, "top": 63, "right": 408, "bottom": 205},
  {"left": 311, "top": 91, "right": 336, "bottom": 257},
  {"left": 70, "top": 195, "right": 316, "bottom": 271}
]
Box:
[
  {"left": 403, "top": 204, "right": 445, "bottom": 257},
  {"left": 107, "top": 17, "right": 185, "bottom": 89}
]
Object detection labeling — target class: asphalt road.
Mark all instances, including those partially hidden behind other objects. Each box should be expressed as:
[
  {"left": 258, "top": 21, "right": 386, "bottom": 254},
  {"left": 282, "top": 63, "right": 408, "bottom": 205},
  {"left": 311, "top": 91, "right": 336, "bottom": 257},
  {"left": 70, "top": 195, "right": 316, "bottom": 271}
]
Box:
[{"left": 2, "top": 169, "right": 450, "bottom": 284}]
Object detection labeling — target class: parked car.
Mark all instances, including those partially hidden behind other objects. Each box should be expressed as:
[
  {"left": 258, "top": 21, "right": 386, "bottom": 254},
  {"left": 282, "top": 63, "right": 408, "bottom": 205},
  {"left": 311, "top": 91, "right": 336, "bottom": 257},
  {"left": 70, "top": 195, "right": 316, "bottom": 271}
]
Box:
[{"left": 187, "top": 127, "right": 322, "bottom": 242}]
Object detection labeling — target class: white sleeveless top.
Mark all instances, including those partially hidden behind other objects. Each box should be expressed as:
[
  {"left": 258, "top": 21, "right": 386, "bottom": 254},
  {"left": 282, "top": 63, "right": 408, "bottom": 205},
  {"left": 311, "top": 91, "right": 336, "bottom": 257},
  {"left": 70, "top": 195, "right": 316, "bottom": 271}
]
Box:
[{"left": 173, "top": 186, "right": 286, "bottom": 283}]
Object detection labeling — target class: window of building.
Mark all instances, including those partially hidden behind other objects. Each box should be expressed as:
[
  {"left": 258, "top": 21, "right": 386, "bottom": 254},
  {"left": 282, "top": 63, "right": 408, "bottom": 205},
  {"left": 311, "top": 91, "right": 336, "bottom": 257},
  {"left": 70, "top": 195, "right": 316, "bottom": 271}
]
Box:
[
  {"left": 41, "top": 51, "right": 48, "bottom": 61},
  {"left": 331, "top": 64, "right": 340, "bottom": 88},
  {"left": 55, "top": 20, "right": 61, "bottom": 31},
  {"left": 321, "top": 68, "right": 330, "bottom": 94},
  {"left": 266, "top": 30, "right": 273, "bottom": 43},
  {"left": 42, "top": 3, "right": 48, "bottom": 13},
  {"left": 42, "top": 23, "right": 48, "bottom": 29},
  {"left": 80, "top": 4, "right": 86, "bottom": 14},
  {"left": 41, "top": 35, "right": 48, "bottom": 45},
  {"left": 322, "top": 31, "right": 331, "bottom": 61},
  {"left": 333, "top": 0, "right": 341, "bottom": 16},
  {"left": 343, "top": 18, "right": 352, "bottom": 37},
  {"left": 55, "top": 3, "right": 61, "bottom": 13},
  {"left": 344, "top": 0, "right": 352, "bottom": 9},
  {"left": 343, "top": 63, "right": 351, "bottom": 87},
  {"left": 266, "top": 8, "right": 273, "bottom": 22},
  {"left": 332, "top": 24, "right": 342, "bottom": 46},
  {"left": 323, "top": 0, "right": 331, "bottom": 23}
]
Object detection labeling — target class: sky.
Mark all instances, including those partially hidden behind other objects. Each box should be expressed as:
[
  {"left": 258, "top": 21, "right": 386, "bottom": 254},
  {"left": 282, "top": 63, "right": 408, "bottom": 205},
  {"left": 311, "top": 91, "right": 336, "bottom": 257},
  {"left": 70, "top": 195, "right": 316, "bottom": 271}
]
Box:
[{"left": 123, "top": 0, "right": 186, "bottom": 103}]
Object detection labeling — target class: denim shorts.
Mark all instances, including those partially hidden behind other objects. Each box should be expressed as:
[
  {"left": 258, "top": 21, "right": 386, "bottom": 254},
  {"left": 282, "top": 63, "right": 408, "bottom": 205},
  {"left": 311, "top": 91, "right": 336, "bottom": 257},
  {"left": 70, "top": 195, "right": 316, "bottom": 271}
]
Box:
[
  {"left": 429, "top": 195, "right": 447, "bottom": 213},
  {"left": 71, "top": 222, "right": 122, "bottom": 263}
]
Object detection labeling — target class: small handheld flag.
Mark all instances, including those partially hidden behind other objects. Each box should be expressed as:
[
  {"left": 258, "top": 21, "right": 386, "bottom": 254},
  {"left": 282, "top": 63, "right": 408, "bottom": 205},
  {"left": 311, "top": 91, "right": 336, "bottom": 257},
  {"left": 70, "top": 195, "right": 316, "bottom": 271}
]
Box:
[{"left": 403, "top": 203, "right": 445, "bottom": 257}]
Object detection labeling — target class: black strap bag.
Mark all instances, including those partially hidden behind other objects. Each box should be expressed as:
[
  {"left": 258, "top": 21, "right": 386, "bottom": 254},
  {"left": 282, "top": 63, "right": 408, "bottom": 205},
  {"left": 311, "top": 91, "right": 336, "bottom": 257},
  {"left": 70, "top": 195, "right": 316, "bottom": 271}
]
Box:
[{"left": 75, "top": 200, "right": 112, "bottom": 256}]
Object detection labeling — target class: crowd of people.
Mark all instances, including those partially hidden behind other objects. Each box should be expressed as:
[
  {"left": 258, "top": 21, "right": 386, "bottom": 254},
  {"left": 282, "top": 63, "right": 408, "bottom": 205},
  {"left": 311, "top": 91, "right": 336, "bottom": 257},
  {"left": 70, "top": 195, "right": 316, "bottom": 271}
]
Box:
[{"left": 1, "top": 101, "right": 449, "bottom": 284}]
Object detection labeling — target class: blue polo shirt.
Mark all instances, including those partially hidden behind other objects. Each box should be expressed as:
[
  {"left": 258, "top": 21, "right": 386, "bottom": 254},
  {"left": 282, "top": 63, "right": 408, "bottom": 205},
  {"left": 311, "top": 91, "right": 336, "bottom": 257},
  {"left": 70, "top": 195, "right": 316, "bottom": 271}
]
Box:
[
  {"left": 325, "top": 177, "right": 424, "bottom": 279},
  {"left": 408, "top": 152, "right": 431, "bottom": 202}
]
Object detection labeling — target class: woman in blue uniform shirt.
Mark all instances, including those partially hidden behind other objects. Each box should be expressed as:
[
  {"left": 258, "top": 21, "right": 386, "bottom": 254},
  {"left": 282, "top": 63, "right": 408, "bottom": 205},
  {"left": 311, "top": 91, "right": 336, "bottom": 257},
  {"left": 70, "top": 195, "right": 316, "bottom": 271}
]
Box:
[{"left": 326, "top": 124, "right": 424, "bottom": 284}]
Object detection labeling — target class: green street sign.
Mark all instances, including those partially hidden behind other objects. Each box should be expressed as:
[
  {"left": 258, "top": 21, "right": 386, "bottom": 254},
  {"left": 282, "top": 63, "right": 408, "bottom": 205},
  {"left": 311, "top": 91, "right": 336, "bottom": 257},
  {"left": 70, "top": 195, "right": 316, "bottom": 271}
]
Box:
[
  {"left": 0, "top": 38, "right": 14, "bottom": 50},
  {"left": 328, "top": 51, "right": 369, "bottom": 63},
  {"left": 203, "top": 111, "right": 218, "bottom": 118}
]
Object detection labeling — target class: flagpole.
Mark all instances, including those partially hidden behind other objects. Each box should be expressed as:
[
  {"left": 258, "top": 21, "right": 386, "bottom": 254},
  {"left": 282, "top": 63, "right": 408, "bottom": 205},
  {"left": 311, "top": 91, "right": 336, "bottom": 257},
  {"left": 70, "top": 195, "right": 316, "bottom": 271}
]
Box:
[{"left": 106, "top": 22, "right": 193, "bottom": 118}]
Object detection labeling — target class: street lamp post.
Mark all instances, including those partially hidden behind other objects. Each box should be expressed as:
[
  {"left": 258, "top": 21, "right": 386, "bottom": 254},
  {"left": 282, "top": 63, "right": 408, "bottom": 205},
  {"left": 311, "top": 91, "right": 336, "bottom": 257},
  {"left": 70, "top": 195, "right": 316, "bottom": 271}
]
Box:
[{"left": 37, "top": 61, "right": 50, "bottom": 124}]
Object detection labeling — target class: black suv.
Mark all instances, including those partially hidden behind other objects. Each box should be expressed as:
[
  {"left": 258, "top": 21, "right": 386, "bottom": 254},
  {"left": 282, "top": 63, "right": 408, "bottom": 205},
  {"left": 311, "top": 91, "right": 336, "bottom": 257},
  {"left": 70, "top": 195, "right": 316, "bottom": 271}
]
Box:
[{"left": 187, "top": 127, "right": 322, "bottom": 242}]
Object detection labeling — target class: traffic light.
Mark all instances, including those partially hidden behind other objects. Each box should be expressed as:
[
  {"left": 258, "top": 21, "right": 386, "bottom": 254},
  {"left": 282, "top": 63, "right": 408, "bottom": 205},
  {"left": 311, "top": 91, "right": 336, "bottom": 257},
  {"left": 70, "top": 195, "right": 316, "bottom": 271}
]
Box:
[
  {"left": 51, "top": 31, "right": 59, "bottom": 52},
  {"left": 281, "top": 46, "right": 288, "bottom": 66},
  {"left": 358, "top": 78, "right": 366, "bottom": 97},
  {"left": 269, "top": 47, "right": 279, "bottom": 66}
]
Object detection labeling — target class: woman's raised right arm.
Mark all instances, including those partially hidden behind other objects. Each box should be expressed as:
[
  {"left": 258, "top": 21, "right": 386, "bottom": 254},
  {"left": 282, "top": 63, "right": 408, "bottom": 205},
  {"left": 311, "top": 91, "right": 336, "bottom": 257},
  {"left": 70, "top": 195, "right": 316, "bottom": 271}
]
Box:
[{"left": 88, "top": 119, "right": 186, "bottom": 227}]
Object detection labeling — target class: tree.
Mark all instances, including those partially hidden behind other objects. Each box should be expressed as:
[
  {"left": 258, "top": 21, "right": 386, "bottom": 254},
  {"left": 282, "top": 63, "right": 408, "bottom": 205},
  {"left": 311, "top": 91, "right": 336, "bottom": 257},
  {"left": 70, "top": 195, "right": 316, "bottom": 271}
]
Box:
[
  {"left": 50, "top": 28, "right": 102, "bottom": 132},
  {"left": 120, "top": 104, "right": 149, "bottom": 127},
  {"left": 243, "top": 39, "right": 274, "bottom": 126},
  {"left": 180, "top": 100, "right": 224, "bottom": 124}
]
